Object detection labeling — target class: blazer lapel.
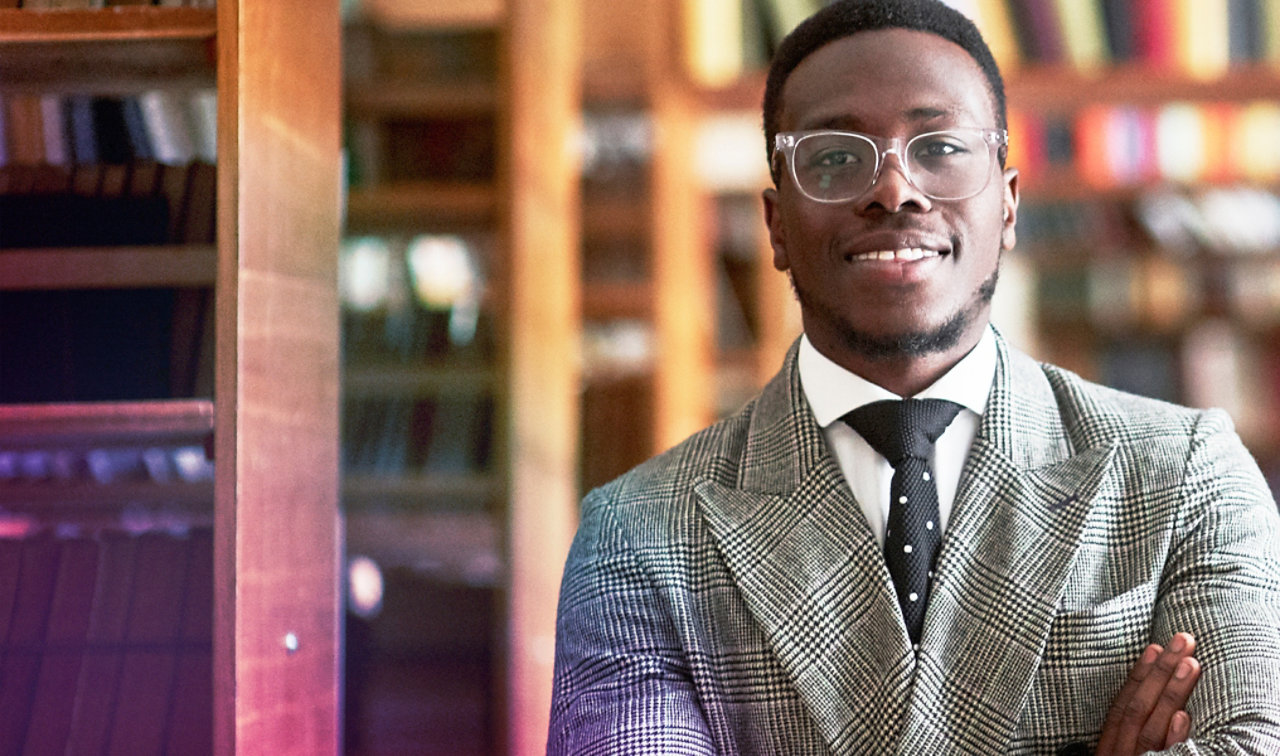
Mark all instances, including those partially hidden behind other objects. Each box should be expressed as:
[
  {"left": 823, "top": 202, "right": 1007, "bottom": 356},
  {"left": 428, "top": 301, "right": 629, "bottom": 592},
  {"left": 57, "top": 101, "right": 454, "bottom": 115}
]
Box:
[
  {"left": 695, "top": 346, "right": 915, "bottom": 755},
  {"left": 900, "top": 338, "right": 1119, "bottom": 753}
]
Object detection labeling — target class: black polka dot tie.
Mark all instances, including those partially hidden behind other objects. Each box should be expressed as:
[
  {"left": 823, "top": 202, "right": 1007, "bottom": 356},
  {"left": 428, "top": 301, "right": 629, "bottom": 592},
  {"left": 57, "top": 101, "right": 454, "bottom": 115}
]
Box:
[{"left": 844, "top": 398, "right": 963, "bottom": 646}]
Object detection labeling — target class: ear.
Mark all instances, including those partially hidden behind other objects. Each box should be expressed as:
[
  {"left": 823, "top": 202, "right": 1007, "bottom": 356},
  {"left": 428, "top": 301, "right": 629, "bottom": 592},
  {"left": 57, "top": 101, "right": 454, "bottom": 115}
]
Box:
[
  {"left": 1000, "top": 167, "right": 1019, "bottom": 251},
  {"left": 762, "top": 187, "right": 791, "bottom": 271}
]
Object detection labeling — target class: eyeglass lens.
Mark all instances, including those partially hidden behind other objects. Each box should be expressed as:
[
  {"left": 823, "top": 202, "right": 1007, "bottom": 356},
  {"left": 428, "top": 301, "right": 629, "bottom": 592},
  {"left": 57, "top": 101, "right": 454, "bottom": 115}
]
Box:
[{"left": 791, "top": 131, "right": 993, "bottom": 201}]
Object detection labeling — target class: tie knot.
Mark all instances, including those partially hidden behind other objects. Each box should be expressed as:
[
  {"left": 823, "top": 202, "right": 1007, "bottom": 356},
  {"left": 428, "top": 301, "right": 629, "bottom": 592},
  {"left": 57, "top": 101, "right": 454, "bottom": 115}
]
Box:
[{"left": 843, "top": 398, "right": 963, "bottom": 465}]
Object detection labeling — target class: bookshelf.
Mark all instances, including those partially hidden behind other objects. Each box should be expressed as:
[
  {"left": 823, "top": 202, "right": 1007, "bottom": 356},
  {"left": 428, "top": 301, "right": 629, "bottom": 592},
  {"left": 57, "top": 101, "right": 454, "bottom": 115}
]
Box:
[
  {"left": 975, "top": 0, "right": 1280, "bottom": 493},
  {"left": 0, "top": 3, "right": 343, "bottom": 754},
  {"left": 341, "top": 0, "right": 580, "bottom": 753},
  {"left": 578, "top": 0, "right": 720, "bottom": 490}
]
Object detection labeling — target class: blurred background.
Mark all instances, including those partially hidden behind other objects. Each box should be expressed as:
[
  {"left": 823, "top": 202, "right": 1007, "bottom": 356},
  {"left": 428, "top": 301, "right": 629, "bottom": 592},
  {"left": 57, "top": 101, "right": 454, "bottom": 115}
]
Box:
[{"left": 338, "top": 0, "right": 1280, "bottom": 752}]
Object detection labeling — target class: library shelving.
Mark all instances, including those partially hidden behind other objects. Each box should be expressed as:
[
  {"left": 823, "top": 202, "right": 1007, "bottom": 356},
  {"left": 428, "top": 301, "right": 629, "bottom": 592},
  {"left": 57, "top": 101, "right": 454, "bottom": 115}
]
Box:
[
  {"left": 0, "top": 3, "right": 343, "bottom": 754},
  {"left": 340, "top": 0, "right": 580, "bottom": 753}
]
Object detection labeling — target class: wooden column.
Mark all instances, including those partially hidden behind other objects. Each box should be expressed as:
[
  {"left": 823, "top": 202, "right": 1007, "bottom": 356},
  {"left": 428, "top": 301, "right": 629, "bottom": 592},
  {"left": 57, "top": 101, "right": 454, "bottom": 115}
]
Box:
[
  {"left": 503, "top": 0, "right": 582, "bottom": 753},
  {"left": 214, "top": 0, "right": 342, "bottom": 753},
  {"left": 649, "top": 0, "right": 715, "bottom": 450}
]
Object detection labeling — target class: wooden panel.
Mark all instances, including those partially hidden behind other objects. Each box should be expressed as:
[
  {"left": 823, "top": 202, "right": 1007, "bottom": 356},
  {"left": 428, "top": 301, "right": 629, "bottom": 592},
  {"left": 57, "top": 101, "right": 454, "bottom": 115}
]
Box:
[
  {"left": 0, "top": 246, "right": 216, "bottom": 290},
  {"left": 0, "top": 8, "right": 215, "bottom": 94},
  {"left": 361, "top": 0, "right": 504, "bottom": 29},
  {"left": 214, "top": 0, "right": 341, "bottom": 753},
  {"left": 649, "top": 0, "right": 714, "bottom": 450},
  {"left": 504, "top": 0, "right": 581, "bottom": 753}
]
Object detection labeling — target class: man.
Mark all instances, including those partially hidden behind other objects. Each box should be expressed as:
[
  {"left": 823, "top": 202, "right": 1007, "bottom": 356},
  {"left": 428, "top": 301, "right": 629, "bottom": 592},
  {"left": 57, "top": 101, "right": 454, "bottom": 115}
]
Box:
[{"left": 548, "top": 1, "right": 1280, "bottom": 753}]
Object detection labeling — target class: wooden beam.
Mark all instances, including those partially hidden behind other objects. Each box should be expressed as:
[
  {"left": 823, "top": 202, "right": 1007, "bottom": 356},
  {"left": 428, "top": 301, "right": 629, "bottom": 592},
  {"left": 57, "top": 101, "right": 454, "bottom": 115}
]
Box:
[
  {"left": 214, "top": 0, "right": 342, "bottom": 753},
  {"left": 503, "top": 0, "right": 581, "bottom": 752}
]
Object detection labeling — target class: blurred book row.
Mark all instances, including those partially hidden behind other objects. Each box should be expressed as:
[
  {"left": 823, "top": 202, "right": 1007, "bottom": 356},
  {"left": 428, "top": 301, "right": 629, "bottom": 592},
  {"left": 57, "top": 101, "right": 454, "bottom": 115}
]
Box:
[
  {"left": 2, "top": 90, "right": 215, "bottom": 169},
  {"left": 342, "top": 396, "right": 493, "bottom": 477},
  {"left": 339, "top": 235, "right": 493, "bottom": 364},
  {"left": 0, "top": 527, "right": 212, "bottom": 755},
  {"left": 683, "top": 0, "right": 1280, "bottom": 86},
  {"left": 1010, "top": 100, "right": 1280, "bottom": 190},
  {"left": 1024, "top": 187, "right": 1280, "bottom": 330},
  {"left": 948, "top": 0, "right": 1280, "bottom": 75}
]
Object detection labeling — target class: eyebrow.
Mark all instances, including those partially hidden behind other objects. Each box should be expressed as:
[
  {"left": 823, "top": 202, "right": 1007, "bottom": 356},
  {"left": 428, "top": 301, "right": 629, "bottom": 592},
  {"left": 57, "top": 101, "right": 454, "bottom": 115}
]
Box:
[{"left": 800, "top": 106, "right": 966, "bottom": 132}]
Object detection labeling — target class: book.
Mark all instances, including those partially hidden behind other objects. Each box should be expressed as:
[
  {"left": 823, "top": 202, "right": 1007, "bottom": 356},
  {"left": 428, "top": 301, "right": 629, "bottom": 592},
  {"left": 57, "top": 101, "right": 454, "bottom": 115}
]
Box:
[
  {"left": 1053, "top": 0, "right": 1109, "bottom": 70},
  {"left": 40, "top": 93, "right": 70, "bottom": 167},
  {"left": 1007, "top": 0, "right": 1065, "bottom": 64},
  {"left": 684, "top": 0, "right": 744, "bottom": 88},
  {"left": 65, "top": 532, "right": 138, "bottom": 755},
  {"left": 64, "top": 95, "right": 99, "bottom": 165},
  {"left": 137, "top": 89, "right": 196, "bottom": 166},
  {"left": 20, "top": 537, "right": 101, "bottom": 754},
  {"left": 105, "top": 531, "right": 191, "bottom": 755},
  {"left": 1175, "top": 0, "right": 1231, "bottom": 78},
  {"left": 179, "top": 159, "right": 216, "bottom": 244},
  {"left": 1228, "top": 0, "right": 1265, "bottom": 62},
  {"left": 163, "top": 527, "right": 213, "bottom": 754},
  {"left": 5, "top": 92, "right": 46, "bottom": 166},
  {"left": 186, "top": 88, "right": 217, "bottom": 163},
  {"left": 973, "top": 0, "right": 1022, "bottom": 71},
  {"left": 1262, "top": 0, "right": 1280, "bottom": 64},
  {"left": 1133, "top": 0, "right": 1178, "bottom": 67},
  {"left": 121, "top": 96, "right": 155, "bottom": 161},
  {"left": 1100, "top": 0, "right": 1136, "bottom": 61},
  {"left": 0, "top": 535, "right": 62, "bottom": 756}
]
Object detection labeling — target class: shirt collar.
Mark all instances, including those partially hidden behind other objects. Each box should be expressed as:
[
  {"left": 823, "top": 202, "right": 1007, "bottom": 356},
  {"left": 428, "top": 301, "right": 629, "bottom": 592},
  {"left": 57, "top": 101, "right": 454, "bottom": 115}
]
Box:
[{"left": 798, "top": 326, "right": 997, "bottom": 428}]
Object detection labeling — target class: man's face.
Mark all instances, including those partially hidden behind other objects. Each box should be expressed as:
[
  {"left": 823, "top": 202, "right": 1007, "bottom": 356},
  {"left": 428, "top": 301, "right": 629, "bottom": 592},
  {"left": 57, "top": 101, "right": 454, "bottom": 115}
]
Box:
[{"left": 764, "top": 29, "right": 1018, "bottom": 372}]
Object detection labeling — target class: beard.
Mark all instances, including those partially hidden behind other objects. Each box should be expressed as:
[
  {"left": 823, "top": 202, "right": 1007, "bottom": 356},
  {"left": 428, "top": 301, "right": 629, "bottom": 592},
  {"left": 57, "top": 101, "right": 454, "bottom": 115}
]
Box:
[{"left": 791, "top": 262, "right": 1000, "bottom": 361}]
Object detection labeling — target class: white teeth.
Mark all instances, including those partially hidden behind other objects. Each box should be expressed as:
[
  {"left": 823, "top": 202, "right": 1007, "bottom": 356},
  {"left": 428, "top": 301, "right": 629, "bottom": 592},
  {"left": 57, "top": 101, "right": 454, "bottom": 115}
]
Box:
[{"left": 850, "top": 248, "right": 939, "bottom": 262}]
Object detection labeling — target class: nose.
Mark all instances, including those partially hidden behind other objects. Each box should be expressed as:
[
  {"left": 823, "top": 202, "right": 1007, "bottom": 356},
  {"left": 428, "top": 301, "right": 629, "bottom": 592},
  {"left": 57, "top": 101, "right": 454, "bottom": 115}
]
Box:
[{"left": 856, "top": 150, "right": 932, "bottom": 214}]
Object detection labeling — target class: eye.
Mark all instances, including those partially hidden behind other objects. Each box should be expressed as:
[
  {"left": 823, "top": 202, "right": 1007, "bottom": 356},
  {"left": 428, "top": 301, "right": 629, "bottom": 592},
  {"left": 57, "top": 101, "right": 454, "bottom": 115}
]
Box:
[
  {"left": 913, "top": 138, "right": 967, "bottom": 158},
  {"left": 811, "top": 148, "right": 863, "bottom": 168}
]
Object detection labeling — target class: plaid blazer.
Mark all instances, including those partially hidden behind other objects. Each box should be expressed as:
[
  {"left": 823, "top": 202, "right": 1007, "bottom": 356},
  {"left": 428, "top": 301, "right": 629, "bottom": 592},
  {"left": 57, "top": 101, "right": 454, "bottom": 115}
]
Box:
[{"left": 549, "top": 334, "right": 1280, "bottom": 755}]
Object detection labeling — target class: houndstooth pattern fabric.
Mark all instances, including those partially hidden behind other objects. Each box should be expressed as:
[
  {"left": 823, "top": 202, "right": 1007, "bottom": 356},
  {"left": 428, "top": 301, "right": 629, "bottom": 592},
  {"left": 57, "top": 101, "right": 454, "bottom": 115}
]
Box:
[
  {"left": 548, "top": 332, "right": 1280, "bottom": 755},
  {"left": 844, "top": 399, "right": 963, "bottom": 645}
]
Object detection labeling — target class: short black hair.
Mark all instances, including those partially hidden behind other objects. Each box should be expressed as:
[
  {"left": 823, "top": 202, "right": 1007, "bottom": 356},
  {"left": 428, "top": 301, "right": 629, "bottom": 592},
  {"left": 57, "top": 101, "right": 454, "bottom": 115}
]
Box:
[{"left": 762, "top": 0, "right": 1006, "bottom": 168}]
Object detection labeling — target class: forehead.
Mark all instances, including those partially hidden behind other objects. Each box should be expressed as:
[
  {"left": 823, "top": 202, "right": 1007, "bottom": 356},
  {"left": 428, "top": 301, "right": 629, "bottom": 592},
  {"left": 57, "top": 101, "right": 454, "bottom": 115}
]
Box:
[{"left": 779, "top": 28, "right": 996, "bottom": 133}]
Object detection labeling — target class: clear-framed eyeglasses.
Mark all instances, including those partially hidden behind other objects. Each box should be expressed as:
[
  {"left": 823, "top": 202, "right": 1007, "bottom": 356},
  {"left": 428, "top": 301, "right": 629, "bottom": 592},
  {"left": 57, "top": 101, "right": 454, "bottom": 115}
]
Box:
[{"left": 772, "top": 128, "right": 1008, "bottom": 203}]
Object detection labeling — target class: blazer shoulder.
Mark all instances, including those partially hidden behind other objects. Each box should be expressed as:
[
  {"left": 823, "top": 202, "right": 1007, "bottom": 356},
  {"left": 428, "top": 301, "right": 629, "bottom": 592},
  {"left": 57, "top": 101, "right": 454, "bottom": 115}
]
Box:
[{"left": 1036, "top": 358, "right": 1232, "bottom": 449}]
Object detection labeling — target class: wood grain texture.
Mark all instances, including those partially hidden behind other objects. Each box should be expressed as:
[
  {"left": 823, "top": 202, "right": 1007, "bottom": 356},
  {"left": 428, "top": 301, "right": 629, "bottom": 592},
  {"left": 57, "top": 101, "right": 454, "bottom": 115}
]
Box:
[
  {"left": 504, "top": 0, "right": 581, "bottom": 753},
  {"left": 214, "top": 0, "right": 342, "bottom": 754}
]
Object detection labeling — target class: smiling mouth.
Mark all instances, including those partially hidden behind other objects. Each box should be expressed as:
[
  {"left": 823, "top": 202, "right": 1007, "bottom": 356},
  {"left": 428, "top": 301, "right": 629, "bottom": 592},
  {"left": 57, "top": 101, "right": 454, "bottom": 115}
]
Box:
[{"left": 845, "top": 247, "right": 945, "bottom": 262}]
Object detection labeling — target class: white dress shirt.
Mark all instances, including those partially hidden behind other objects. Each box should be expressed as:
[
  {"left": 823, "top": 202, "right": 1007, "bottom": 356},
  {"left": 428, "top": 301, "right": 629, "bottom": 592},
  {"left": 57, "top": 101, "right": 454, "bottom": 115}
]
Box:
[{"left": 798, "top": 327, "right": 997, "bottom": 547}]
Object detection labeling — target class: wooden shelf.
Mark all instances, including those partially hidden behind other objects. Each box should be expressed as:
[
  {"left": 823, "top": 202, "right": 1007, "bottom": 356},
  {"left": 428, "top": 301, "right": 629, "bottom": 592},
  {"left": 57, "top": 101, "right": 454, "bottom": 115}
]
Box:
[
  {"left": 583, "top": 279, "right": 652, "bottom": 320},
  {"left": 583, "top": 196, "right": 650, "bottom": 241},
  {"left": 344, "top": 508, "right": 501, "bottom": 585},
  {"left": 0, "top": 244, "right": 216, "bottom": 290},
  {"left": 0, "top": 8, "right": 216, "bottom": 94},
  {"left": 355, "top": 0, "right": 504, "bottom": 30},
  {"left": 1009, "top": 64, "right": 1280, "bottom": 113},
  {"left": 343, "top": 471, "right": 501, "bottom": 507},
  {"left": 345, "top": 181, "right": 496, "bottom": 231},
  {"left": 343, "top": 363, "right": 498, "bottom": 398},
  {"left": 0, "top": 398, "right": 212, "bottom": 449},
  {"left": 345, "top": 81, "right": 497, "bottom": 118}
]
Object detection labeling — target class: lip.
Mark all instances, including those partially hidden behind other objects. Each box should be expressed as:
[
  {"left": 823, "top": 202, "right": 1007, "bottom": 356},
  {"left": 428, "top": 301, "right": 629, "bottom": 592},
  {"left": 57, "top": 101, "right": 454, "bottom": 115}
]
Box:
[
  {"left": 839, "top": 232, "right": 953, "bottom": 263},
  {"left": 836, "top": 233, "right": 952, "bottom": 285}
]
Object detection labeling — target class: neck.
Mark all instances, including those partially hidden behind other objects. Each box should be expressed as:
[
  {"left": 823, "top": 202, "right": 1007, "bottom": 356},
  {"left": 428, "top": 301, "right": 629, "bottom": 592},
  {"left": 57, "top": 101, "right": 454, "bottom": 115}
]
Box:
[{"left": 808, "top": 324, "right": 987, "bottom": 397}]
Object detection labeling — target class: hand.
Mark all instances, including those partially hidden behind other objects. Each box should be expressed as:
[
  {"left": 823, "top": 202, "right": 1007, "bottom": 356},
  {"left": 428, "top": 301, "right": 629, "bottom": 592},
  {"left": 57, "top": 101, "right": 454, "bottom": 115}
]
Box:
[{"left": 1095, "top": 632, "right": 1201, "bottom": 756}]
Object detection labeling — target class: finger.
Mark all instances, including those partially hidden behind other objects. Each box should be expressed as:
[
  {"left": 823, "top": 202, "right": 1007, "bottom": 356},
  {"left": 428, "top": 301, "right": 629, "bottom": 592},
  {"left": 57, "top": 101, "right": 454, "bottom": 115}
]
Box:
[
  {"left": 1135, "top": 655, "right": 1201, "bottom": 753},
  {"left": 1164, "top": 709, "right": 1192, "bottom": 749},
  {"left": 1115, "top": 634, "right": 1197, "bottom": 756},
  {"left": 1096, "top": 643, "right": 1162, "bottom": 756}
]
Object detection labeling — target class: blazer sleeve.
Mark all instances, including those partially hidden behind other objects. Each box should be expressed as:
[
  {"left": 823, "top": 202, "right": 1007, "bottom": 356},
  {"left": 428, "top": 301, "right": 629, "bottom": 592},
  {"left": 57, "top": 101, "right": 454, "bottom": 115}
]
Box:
[
  {"left": 547, "top": 487, "right": 716, "bottom": 756},
  {"left": 1151, "top": 409, "right": 1280, "bottom": 754}
]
